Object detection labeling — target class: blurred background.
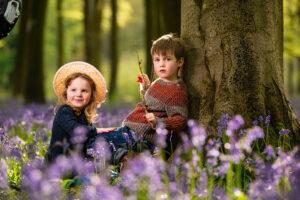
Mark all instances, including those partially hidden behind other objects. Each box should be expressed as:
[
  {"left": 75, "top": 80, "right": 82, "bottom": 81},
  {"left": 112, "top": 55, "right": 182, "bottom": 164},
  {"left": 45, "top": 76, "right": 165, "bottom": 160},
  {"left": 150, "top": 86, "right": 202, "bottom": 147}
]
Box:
[{"left": 0, "top": 0, "right": 299, "bottom": 106}]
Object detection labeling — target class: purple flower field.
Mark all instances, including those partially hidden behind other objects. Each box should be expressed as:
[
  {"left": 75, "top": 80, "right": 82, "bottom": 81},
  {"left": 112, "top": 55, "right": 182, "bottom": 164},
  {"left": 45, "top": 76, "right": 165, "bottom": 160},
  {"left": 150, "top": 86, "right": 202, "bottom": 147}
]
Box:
[{"left": 1, "top": 99, "right": 300, "bottom": 199}]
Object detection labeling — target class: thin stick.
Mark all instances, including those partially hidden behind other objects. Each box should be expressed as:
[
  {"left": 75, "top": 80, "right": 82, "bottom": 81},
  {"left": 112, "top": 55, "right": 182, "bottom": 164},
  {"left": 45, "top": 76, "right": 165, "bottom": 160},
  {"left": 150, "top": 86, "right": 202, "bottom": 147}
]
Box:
[{"left": 136, "top": 51, "right": 148, "bottom": 114}]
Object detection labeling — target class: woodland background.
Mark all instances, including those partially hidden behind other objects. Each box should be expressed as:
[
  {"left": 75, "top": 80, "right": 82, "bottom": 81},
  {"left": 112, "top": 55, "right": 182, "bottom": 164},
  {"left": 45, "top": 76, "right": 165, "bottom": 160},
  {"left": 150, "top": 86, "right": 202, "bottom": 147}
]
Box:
[
  {"left": 0, "top": 0, "right": 181, "bottom": 104},
  {"left": 0, "top": 0, "right": 300, "bottom": 125}
]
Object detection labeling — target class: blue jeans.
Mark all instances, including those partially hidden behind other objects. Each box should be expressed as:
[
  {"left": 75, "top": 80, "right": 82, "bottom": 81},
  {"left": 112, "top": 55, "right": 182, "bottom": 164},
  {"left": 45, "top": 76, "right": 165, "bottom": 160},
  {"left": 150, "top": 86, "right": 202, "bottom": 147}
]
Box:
[{"left": 85, "top": 126, "right": 154, "bottom": 164}]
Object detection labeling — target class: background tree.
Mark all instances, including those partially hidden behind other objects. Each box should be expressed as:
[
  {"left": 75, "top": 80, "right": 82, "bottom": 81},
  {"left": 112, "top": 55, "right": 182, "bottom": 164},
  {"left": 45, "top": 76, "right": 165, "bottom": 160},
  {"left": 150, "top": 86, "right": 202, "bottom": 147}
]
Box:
[
  {"left": 144, "top": 0, "right": 180, "bottom": 78},
  {"left": 181, "top": 0, "right": 300, "bottom": 142},
  {"left": 23, "top": 0, "right": 48, "bottom": 103},
  {"left": 84, "top": 0, "right": 103, "bottom": 68},
  {"left": 108, "top": 0, "right": 118, "bottom": 99},
  {"left": 12, "top": 0, "right": 32, "bottom": 97},
  {"left": 56, "top": 0, "right": 64, "bottom": 67}
]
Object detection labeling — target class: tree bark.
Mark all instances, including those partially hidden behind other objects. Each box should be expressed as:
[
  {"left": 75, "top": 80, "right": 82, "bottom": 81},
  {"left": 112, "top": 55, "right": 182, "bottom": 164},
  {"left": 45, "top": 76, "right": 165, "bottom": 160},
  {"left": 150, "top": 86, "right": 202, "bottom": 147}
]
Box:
[
  {"left": 23, "top": 0, "right": 48, "bottom": 103},
  {"left": 144, "top": 0, "right": 181, "bottom": 79},
  {"left": 108, "top": 0, "right": 118, "bottom": 99},
  {"left": 181, "top": 0, "right": 300, "bottom": 138},
  {"left": 84, "top": 0, "right": 103, "bottom": 69},
  {"left": 12, "top": 0, "right": 32, "bottom": 97},
  {"left": 57, "top": 0, "right": 64, "bottom": 67}
]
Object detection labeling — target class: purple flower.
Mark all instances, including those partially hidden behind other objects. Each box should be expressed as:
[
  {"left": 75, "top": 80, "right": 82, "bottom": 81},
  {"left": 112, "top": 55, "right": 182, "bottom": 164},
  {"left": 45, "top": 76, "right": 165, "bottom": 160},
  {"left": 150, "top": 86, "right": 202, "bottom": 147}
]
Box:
[
  {"left": 279, "top": 129, "right": 290, "bottom": 135},
  {"left": 265, "top": 115, "right": 271, "bottom": 126},
  {"left": 188, "top": 120, "right": 206, "bottom": 150},
  {"left": 217, "top": 161, "right": 229, "bottom": 176},
  {"left": 217, "top": 113, "right": 230, "bottom": 136},
  {"left": 0, "top": 127, "right": 5, "bottom": 141},
  {"left": 11, "top": 147, "right": 22, "bottom": 159},
  {"left": 0, "top": 159, "right": 8, "bottom": 189},
  {"left": 92, "top": 137, "right": 111, "bottom": 162},
  {"left": 155, "top": 123, "right": 168, "bottom": 148},
  {"left": 122, "top": 132, "right": 132, "bottom": 146},
  {"left": 227, "top": 115, "right": 244, "bottom": 131},
  {"left": 71, "top": 126, "right": 88, "bottom": 145},
  {"left": 264, "top": 145, "right": 275, "bottom": 159}
]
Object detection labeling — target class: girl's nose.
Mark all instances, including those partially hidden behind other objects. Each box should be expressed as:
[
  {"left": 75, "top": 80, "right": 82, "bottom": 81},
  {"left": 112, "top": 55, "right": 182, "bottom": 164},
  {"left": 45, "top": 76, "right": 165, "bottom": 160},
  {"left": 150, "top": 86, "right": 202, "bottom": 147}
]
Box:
[{"left": 76, "top": 91, "right": 82, "bottom": 96}]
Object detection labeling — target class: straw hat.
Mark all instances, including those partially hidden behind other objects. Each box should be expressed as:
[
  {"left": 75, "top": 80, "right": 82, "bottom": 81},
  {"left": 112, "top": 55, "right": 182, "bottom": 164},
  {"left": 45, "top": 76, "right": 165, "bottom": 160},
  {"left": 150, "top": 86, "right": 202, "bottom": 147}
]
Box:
[{"left": 53, "top": 61, "right": 106, "bottom": 104}]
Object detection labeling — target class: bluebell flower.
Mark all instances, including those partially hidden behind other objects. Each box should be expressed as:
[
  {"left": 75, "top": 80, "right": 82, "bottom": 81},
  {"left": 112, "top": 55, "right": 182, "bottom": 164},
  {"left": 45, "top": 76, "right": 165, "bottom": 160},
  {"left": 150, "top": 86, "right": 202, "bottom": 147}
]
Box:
[
  {"left": 227, "top": 115, "right": 244, "bottom": 131},
  {"left": 0, "top": 159, "right": 8, "bottom": 189},
  {"left": 278, "top": 128, "right": 290, "bottom": 135}
]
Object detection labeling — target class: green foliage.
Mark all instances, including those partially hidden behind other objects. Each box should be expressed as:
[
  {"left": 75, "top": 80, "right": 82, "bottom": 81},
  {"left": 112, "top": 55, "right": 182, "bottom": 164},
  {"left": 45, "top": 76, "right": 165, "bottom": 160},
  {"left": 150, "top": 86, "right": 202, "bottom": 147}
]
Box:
[{"left": 284, "top": 0, "right": 300, "bottom": 59}]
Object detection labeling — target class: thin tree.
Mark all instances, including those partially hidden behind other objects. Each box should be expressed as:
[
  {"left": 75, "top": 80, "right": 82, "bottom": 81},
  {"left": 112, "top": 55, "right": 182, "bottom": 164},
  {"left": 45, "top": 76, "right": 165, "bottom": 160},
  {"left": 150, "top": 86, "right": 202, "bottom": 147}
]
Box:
[
  {"left": 23, "top": 0, "right": 48, "bottom": 103},
  {"left": 144, "top": 0, "right": 181, "bottom": 79},
  {"left": 12, "top": 0, "right": 32, "bottom": 97},
  {"left": 181, "top": 1, "right": 300, "bottom": 142},
  {"left": 108, "top": 0, "right": 118, "bottom": 99},
  {"left": 84, "top": 0, "right": 103, "bottom": 68},
  {"left": 57, "top": 0, "right": 64, "bottom": 67}
]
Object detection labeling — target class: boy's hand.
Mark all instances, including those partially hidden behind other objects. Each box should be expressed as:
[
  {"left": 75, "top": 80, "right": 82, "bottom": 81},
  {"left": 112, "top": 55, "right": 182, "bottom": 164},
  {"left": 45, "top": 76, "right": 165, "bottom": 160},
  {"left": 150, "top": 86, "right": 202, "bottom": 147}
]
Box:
[
  {"left": 137, "top": 74, "right": 150, "bottom": 88},
  {"left": 145, "top": 113, "right": 156, "bottom": 126},
  {"left": 97, "top": 127, "right": 116, "bottom": 133}
]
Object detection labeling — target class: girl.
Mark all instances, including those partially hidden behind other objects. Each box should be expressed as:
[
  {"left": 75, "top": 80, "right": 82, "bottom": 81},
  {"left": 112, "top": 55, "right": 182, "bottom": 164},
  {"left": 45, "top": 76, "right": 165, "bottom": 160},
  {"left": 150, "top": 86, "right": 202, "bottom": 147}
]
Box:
[{"left": 45, "top": 61, "right": 110, "bottom": 163}]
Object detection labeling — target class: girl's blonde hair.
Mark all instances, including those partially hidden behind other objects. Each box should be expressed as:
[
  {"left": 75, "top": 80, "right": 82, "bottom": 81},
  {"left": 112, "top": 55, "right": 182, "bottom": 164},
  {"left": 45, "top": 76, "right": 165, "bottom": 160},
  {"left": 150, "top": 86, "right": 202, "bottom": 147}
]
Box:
[{"left": 57, "top": 73, "right": 98, "bottom": 123}]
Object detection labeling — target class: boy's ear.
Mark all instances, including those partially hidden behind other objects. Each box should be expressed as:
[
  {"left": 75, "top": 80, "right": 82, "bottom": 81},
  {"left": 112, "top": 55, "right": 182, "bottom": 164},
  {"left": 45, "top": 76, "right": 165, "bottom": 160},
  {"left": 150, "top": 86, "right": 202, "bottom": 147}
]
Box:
[{"left": 178, "top": 57, "right": 184, "bottom": 67}]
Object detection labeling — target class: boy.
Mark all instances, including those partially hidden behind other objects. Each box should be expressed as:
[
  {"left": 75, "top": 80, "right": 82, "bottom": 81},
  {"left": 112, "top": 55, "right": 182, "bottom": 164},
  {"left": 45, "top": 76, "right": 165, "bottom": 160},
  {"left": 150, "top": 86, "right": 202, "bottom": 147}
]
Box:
[{"left": 87, "top": 33, "right": 188, "bottom": 164}]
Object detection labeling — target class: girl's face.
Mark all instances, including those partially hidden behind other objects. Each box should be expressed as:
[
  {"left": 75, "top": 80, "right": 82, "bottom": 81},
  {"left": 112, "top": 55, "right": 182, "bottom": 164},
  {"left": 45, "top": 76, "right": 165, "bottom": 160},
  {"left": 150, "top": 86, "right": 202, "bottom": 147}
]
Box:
[
  {"left": 66, "top": 77, "right": 92, "bottom": 110},
  {"left": 152, "top": 51, "right": 184, "bottom": 82}
]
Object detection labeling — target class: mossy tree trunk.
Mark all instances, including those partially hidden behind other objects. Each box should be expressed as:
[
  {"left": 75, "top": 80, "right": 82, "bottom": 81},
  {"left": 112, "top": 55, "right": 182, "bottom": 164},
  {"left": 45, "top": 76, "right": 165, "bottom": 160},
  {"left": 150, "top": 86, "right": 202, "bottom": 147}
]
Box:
[{"left": 181, "top": 0, "right": 300, "bottom": 140}]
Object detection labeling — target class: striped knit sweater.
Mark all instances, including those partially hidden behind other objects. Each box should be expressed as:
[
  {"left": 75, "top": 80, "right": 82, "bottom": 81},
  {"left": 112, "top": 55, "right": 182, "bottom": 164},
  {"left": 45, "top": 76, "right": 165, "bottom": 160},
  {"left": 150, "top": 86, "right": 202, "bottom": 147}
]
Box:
[{"left": 122, "top": 78, "right": 188, "bottom": 142}]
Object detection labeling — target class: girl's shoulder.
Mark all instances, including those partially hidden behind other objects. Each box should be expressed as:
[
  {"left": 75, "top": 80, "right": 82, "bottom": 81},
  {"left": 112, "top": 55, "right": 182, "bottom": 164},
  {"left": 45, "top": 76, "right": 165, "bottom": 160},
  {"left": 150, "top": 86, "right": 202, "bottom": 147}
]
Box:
[{"left": 56, "top": 104, "right": 74, "bottom": 115}]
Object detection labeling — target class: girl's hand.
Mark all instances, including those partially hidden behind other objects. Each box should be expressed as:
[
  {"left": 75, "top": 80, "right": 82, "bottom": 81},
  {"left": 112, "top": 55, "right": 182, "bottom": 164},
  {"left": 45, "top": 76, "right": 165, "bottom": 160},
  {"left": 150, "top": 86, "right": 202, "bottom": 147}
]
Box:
[
  {"left": 97, "top": 127, "right": 116, "bottom": 133},
  {"left": 145, "top": 113, "right": 156, "bottom": 126}
]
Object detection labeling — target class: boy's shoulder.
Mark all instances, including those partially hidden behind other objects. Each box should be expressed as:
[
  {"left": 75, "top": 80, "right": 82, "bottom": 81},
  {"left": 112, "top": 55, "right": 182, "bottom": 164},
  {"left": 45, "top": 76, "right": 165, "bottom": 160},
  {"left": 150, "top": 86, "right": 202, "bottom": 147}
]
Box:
[{"left": 152, "top": 78, "right": 187, "bottom": 93}]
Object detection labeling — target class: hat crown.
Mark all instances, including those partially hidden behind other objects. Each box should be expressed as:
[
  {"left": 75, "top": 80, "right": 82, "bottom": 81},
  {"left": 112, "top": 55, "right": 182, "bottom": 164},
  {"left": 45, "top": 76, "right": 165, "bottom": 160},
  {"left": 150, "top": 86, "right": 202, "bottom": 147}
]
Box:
[{"left": 53, "top": 61, "right": 106, "bottom": 104}]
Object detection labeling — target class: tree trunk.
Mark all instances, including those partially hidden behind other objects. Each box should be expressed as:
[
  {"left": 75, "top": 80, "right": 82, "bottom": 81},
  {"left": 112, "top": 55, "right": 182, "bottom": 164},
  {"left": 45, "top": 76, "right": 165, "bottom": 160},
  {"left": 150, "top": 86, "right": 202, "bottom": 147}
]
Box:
[
  {"left": 108, "top": 0, "right": 118, "bottom": 99},
  {"left": 23, "top": 0, "right": 48, "bottom": 103},
  {"left": 144, "top": 0, "right": 160, "bottom": 77},
  {"left": 12, "top": 0, "right": 32, "bottom": 97},
  {"left": 144, "top": 0, "right": 181, "bottom": 79},
  {"left": 57, "top": 0, "right": 64, "bottom": 67},
  {"left": 84, "top": 0, "right": 103, "bottom": 69},
  {"left": 181, "top": 1, "right": 300, "bottom": 138}
]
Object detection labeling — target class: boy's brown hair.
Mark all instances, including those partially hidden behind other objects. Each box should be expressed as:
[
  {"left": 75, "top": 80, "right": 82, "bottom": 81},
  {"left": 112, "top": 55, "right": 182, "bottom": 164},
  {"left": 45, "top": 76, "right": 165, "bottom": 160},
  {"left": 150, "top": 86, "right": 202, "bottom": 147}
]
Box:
[{"left": 150, "top": 33, "right": 186, "bottom": 61}]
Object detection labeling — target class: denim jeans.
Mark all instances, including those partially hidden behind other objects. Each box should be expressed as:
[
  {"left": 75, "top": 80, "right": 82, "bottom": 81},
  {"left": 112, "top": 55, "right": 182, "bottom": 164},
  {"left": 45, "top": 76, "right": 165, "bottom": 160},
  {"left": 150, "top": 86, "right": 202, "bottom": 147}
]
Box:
[{"left": 85, "top": 126, "right": 154, "bottom": 164}]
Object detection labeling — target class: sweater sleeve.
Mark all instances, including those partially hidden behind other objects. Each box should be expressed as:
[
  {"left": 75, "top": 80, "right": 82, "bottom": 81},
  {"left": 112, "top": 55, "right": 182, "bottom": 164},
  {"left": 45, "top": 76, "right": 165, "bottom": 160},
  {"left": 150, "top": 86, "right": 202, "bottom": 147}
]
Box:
[
  {"left": 56, "top": 106, "right": 97, "bottom": 138},
  {"left": 162, "top": 85, "right": 188, "bottom": 132}
]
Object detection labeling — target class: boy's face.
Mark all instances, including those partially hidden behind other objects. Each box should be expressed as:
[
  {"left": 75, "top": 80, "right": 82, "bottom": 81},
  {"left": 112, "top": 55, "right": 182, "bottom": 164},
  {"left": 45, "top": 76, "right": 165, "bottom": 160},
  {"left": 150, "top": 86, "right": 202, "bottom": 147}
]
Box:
[
  {"left": 66, "top": 77, "right": 92, "bottom": 110},
  {"left": 152, "top": 51, "right": 184, "bottom": 82}
]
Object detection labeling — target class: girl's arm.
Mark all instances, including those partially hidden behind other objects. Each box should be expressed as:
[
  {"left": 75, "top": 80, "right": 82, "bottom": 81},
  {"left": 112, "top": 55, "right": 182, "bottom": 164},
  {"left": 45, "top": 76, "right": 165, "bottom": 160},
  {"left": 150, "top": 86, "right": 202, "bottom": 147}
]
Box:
[{"left": 56, "top": 105, "right": 97, "bottom": 137}]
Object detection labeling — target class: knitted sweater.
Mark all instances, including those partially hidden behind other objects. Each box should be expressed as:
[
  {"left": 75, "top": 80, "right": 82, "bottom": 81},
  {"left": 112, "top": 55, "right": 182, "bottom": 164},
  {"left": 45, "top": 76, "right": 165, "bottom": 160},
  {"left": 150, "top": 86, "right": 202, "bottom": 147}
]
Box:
[{"left": 122, "top": 78, "right": 188, "bottom": 142}]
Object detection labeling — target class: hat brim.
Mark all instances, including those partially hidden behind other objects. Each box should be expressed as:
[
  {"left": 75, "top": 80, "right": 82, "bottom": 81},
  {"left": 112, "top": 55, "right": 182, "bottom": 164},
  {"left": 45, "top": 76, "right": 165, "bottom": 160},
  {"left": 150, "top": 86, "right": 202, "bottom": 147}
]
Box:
[{"left": 53, "top": 61, "right": 106, "bottom": 104}]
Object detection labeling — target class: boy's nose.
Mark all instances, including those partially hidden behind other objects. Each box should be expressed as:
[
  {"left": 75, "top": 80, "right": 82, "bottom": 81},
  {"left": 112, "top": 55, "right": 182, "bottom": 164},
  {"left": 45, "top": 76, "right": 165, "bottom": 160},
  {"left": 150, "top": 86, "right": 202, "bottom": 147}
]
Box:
[{"left": 159, "top": 61, "right": 165, "bottom": 67}]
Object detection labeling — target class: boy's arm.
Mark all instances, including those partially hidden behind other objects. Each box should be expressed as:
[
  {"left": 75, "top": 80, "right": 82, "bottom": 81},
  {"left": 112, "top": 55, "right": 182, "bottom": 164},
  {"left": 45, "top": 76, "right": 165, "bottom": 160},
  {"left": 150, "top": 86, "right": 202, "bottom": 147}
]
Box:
[{"left": 157, "top": 114, "right": 187, "bottom": 132}]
